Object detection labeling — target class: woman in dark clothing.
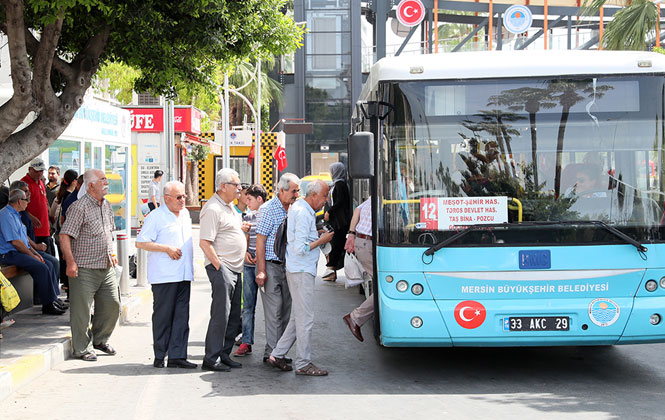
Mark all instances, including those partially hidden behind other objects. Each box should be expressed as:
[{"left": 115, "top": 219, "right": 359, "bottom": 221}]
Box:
[
  {"left": 51, "top": 169, "right": 78, "bottom": 292},
  {"left": 322, "top": 162, "right": 351, "bottom": 282}
]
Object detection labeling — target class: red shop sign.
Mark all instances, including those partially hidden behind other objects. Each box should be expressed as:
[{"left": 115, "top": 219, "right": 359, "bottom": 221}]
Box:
[
  {"left": 174, "top": 107, "right": 202, "bottom": 135},
  {"left": 127, "top": 108, "right": 164, "bottom": 132}
]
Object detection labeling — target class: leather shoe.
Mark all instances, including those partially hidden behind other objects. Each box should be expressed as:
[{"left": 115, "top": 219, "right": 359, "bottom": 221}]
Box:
[
  {"left": 56, "top": 298, "right": 69, "bottom": 309},
  {"left": 42, "top": 302, "right": 66, "bottom": 315},
  {"left": 153, "top": 358, "right": 165, "bottom": 368},
  {"left": 343, "top": 314, "right": 364, "bottom": 342},
  {"left": 264, "top": 356, "right": 292, "bottom": 364},
  {"left": 201, "top": 361, "right": 230, "bottom": 372},
  {"left": 220, "top": 353, "right": 242, "bottom": 368},
  {"left": 167, "top": 359, "right": 197, "bottom": 369}
]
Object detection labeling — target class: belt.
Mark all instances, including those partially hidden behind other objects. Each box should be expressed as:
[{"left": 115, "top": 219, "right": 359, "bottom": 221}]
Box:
[
  {"left": 356, "top": 233, "right": 371, "bottom": 240},
  {"left": 268, "top": 260, "right": 282, "bottom": 265}
]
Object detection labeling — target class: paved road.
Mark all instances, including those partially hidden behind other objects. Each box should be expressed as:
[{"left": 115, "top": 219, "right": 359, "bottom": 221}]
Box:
[{"left": 2, "top": 240, "right": 665, "bottom": 419}]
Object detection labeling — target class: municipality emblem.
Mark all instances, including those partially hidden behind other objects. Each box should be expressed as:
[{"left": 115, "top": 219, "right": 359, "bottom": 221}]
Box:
[{"left": 588, "top": 298, "right": 620, "bottom": 327}]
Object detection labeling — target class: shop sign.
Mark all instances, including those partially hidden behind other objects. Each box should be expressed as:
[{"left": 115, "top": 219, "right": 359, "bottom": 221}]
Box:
[
  {"left": 128, "top": 108, "right": 164, "bottom": 132},
  {"left": 174, "top": 107, "right": 202, "bottom": 134},
  {"left": 65, "top": 99, "right": 131, "bottom": 144}
]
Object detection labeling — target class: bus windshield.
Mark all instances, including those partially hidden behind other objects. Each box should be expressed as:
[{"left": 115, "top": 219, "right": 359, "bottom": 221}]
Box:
[{"left": 379, "top": 75, "right": 665, "bottom": 247}]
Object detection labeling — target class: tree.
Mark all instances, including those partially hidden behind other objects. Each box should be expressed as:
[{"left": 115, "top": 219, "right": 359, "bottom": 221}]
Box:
[
  {"left": 582, "top": 0, "right": 659, "bottom": 50},
  {"left": 0, "top": 0, "right": 304, "bottom": 182}
]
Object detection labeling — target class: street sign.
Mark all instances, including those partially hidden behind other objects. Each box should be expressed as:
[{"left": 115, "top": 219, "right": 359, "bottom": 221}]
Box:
[{"left": 396, "top": 0, "right": 425, "bottom": 27}]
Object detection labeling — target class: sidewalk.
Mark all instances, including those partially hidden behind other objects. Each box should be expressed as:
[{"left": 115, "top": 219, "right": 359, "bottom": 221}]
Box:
[{"left": 0, "top": 234, "right": 152, "bottom": 402}]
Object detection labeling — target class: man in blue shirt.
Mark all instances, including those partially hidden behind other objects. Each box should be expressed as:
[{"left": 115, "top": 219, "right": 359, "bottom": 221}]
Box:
[
  {"left": 255, "top": 173, "right": 300, "bottom": 363},
  {"left": 137, "top": 181, "right": 196, "bottom": 369},
  {"left": 0, "top": 189, "right": 64, "bottom": 315},
  {"left": 266, "top": 179, "right": 333, "bottom": 376}
]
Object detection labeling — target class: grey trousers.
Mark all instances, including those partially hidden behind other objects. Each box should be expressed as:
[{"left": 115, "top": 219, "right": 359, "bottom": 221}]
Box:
[
  {"left": 351, "top": 237, "right": 374, "bottom": 327},
  {"left": 204, "top": 263, "right": 242, "bottom": 364},
  {"left": 69, "top": 267, "right": 120, "bottom": 356},
  {"left": 271, "top": 271, "right": 315, "bottom": 370},
  {"left": 260, "top": 261, "right": 292, "bottom": 358}
]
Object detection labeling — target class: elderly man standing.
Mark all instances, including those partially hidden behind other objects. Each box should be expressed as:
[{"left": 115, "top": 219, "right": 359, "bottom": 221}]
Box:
[
  {"left": 137, "top": 181, "right": 196, "bottom": 369},
  {"left": 266, "top": 179, "right": 334, "bottom": 376},
  {"left": 199, "top": 168, "right": 250, "bottom": 372},
  {"left": 21, "top": 158, "right": 53, "bottom": 255},
  {"left": 255, "top": 173, "right": 300, "bottom": 364},
  {"left": 0, "top": 189, "right": 64, "bottom": 315},
  {"left": 60, "top": 169, "right": 120, "bottom": 362}
]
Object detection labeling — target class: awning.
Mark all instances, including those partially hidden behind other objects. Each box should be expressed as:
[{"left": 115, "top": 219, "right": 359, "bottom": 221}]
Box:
[{"left": 183, "top": 133, "right": 206, "bottom": 145}]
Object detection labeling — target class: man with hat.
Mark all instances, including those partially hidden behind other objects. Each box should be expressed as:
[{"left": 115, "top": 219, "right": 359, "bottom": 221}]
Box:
[{"left": 21, "top": 158, "right": 53, "bottom": 256}]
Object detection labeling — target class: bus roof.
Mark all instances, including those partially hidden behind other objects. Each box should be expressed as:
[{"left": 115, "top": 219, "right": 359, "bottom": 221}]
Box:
[{"left": 361, "top": 50, "right": 665, "bottom": 99}]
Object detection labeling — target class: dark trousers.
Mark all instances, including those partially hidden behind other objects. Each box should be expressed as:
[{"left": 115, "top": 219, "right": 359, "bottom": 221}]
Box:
[
  {"left": 56, "top": 244, "right": 69, "bottom": 287},
  {"left": 151, "top": 281, "right": 191, "bottom": 360},
  {"left": 0, "top": 251, "right": 58, "bottom": 306},
  {"left": 204, "top": 263, "right": 242, "bottom": 364}
]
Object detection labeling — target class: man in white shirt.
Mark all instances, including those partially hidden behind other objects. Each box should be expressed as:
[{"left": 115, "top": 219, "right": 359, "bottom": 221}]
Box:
[
  {"left": 148, "top": 170, "right": 163, "bottom": 212},
  {"left": 137, "top": 181, "right": 195, "bottom": 369},
  {"left": 199, "top": 168, "right": 250, "bottom": 372}
]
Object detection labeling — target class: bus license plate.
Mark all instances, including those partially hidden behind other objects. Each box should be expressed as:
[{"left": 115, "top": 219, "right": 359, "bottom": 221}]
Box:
[{"left": 503, "top": 316, "right": 569, "bottom": 331}]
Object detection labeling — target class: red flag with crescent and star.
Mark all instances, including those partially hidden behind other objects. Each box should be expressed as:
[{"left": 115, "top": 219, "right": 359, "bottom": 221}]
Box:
[
  {"left": 247, "top": 143, "right": 255, "bottom": 165},
  {"left": 274, "top": 144, "right": 287, "bottom": 171}
]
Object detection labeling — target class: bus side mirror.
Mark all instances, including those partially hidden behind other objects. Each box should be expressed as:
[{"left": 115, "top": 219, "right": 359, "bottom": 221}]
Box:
[{"left": 348, "top": 131, "right": 374, "bottom": 178}]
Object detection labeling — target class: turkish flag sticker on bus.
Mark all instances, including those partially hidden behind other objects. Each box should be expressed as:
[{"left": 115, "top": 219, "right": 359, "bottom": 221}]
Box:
[
  {"left": 454, "top": 300, "right": 486, "bottom": 329},
  {"left": 419, "top": 197, "right": 508, "bottom": 230}
]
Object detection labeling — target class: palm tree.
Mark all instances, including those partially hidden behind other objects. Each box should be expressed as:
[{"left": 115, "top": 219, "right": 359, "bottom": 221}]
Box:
[
  {"left": 226, "top": 59, "right": 284, "bottom": 129},
  {"left": 582, "top": 0, "right": 659, "bottom": 50}
]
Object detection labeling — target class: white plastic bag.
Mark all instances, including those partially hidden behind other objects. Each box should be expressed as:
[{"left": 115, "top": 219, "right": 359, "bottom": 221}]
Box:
[{"left": 344, "top": 252, "right": 365, "bottom": 288}]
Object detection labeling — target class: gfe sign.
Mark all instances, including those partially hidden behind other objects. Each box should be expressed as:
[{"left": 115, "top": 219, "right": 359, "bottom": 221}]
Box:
[{"left": 396, "top": 0, "right": 425, "bottom": 27}]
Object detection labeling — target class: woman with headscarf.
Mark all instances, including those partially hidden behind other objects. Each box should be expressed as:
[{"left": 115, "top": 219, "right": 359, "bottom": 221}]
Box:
[{"left": 322, "top": 162, "right": 351, "bottom": 281}]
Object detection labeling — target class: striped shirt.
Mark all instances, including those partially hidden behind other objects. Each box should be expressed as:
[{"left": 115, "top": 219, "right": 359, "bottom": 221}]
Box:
[
  {"left": 256, "top": 196, "right": 288, "bottom": 262},
  {"left": 60, "top": 193, "right": 115, "bottom": 269}
]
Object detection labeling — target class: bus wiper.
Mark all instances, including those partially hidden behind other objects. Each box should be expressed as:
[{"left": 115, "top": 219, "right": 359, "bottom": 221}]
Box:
[{"left": 423, "top": 220, "right": 647, "bottom": 257}]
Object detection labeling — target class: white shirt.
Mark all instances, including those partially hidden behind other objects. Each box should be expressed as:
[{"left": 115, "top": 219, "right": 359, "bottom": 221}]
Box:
[
  {"left": 136, "top": 205, "right": 194, "bottom": 284},
  {"left": 149, "top": 180, "right": 161, "bottom": 204}
]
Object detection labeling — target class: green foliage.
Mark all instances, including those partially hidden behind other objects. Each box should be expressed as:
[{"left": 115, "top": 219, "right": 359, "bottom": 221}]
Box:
[
  {"left": 580, "top": 0, "right": 658, "bottom": 50},
  {"left": 20, "top": 0, "right": 304, "bottom": 96},
  {"left": 187, "top": 144, "right": 209, "bottom": 162},
  {"left": 93, "top": 62, "right": 140, "bottom": 104}
]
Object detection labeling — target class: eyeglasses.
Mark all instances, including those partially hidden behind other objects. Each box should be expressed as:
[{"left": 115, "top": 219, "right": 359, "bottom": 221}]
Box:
[
  {"left": 19, "top": 198, "right": 29, "bottom": 202},
  {"left": 165, "top": 194, "right": 187, "bottom": 201},
  {"left": 225, "top": 182, "right": 242, "bottom": 189}
]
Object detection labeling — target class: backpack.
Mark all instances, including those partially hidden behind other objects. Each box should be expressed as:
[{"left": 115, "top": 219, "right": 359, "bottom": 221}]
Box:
[{"left": 273, "top": 216, "right": 288, "bottom": 262}]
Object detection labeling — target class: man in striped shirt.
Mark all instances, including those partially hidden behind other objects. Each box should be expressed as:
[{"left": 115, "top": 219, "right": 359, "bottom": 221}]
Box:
[
  {"left": 255, "top": 173, "right": 300, "bottom": 363},
  {"left": 60, "top": 169, "right": 120, "bottom": 362}
]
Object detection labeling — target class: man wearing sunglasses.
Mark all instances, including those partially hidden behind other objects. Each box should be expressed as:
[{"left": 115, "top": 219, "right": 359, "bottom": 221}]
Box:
[{"left": 137, "top": 181, "right": 195, "bottom": 369}]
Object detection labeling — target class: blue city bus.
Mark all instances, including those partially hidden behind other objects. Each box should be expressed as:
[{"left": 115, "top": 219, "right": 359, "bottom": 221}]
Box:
[{"left": 348, "top": 50, "right": 665, "bottom": 347}]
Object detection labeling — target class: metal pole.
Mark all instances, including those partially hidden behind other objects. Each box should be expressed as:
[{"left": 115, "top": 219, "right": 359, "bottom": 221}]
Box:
[
  {"left": 256, "top": 60, "right": 262, "bottom": 183},
  {"left": 117, "top": 232, "right": 129, "bottom": 295},
  {"left": 136, "top": 228, "right": 147, "bottom": 287},
  {"left": 224, "top": 74, "right": 230, "bottom": 168}
]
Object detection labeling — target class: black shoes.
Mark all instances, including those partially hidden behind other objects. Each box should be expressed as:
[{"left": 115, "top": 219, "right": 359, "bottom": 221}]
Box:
[
  {"left": 220, "top": 353, "right": 242, "bottom": 368},
  {"left": 154, "top": 358, "right": 165, "bottom": 368},
  {"left": 55, "top": 298, "right": 69, "bottom": 310},
  {"left": 201, "top": 361, "right": 231, "bottom": 372},
  {"left": 167, "top": 359, "right": 197, "bottom": 369},
  {"left": 42, "top": 302, "right": 66, "bottom": 315}
]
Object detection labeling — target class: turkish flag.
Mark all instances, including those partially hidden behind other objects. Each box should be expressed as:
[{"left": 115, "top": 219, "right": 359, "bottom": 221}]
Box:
[
  {"left": 247, "top": 143, "right": 255, "bottom": 165},
  {"left": 454, "top": 300, "right": 486, "bottom": 329},
  {"left": 274, "top": 144, "right": 287, "bottom": 172}
]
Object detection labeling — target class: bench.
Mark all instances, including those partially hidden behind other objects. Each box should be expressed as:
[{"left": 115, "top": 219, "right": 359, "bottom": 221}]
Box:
[{"left": 1, "top": 265, "right": 34, "bottom": 313}]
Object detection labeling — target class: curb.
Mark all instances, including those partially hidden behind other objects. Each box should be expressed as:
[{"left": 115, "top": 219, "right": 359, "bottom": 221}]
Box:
[{"left": 0, "top": 287, "right": 152, "bottom": 402}]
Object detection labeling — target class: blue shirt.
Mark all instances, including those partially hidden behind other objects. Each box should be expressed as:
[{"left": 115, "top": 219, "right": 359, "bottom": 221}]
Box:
[
  {"left": 20, "top": 210, "right": 35, "bottom": 241},
  {"left": 136, "top": 205, "right": 194, "bottom": 284},
  {"left": 0, "top": 206, "right": 30, "bottom": 255},
  {"left": 285, "top": 199, "right": 321, "bottom": 276},
  {"left": 256, "top": 196, "right": 288, "bottom": 262}
]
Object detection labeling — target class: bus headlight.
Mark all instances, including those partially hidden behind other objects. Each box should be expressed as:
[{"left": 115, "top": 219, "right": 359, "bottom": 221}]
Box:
[
  {"left": 411, "top": 316, "right": 423, "bottom": 328},
  {"left": 385, "top": 275, "right": 394, "bottom": 283},
  {"left": 396, "top": 280, "right": 408, "bottom": 292},
  {"left": 411, "top": 283, "right": 424, "bottom": 295},
  {"left": 650, "top": 314, "right": 661, "bottom": 325},
  {"left": 660, "top": 277, "right": 665, "bottom": 289},
  {"left": 645, "top": 280, "right": 658, "bottom": 292}
]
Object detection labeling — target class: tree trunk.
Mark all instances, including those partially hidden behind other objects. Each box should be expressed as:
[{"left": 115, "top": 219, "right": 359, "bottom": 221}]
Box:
[{"left": 185, "top": 160, "right": 199, "bottom": 206}]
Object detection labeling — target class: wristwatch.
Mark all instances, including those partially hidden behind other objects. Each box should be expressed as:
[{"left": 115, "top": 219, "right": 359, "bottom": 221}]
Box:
[{"left": 348, "top": 230, "right": 356, "bottom": 235}]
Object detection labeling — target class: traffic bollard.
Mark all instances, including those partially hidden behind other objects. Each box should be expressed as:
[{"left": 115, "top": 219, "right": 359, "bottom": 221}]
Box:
[{"left": 116, "top": 232, "right": 129, "bottom": 295}]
